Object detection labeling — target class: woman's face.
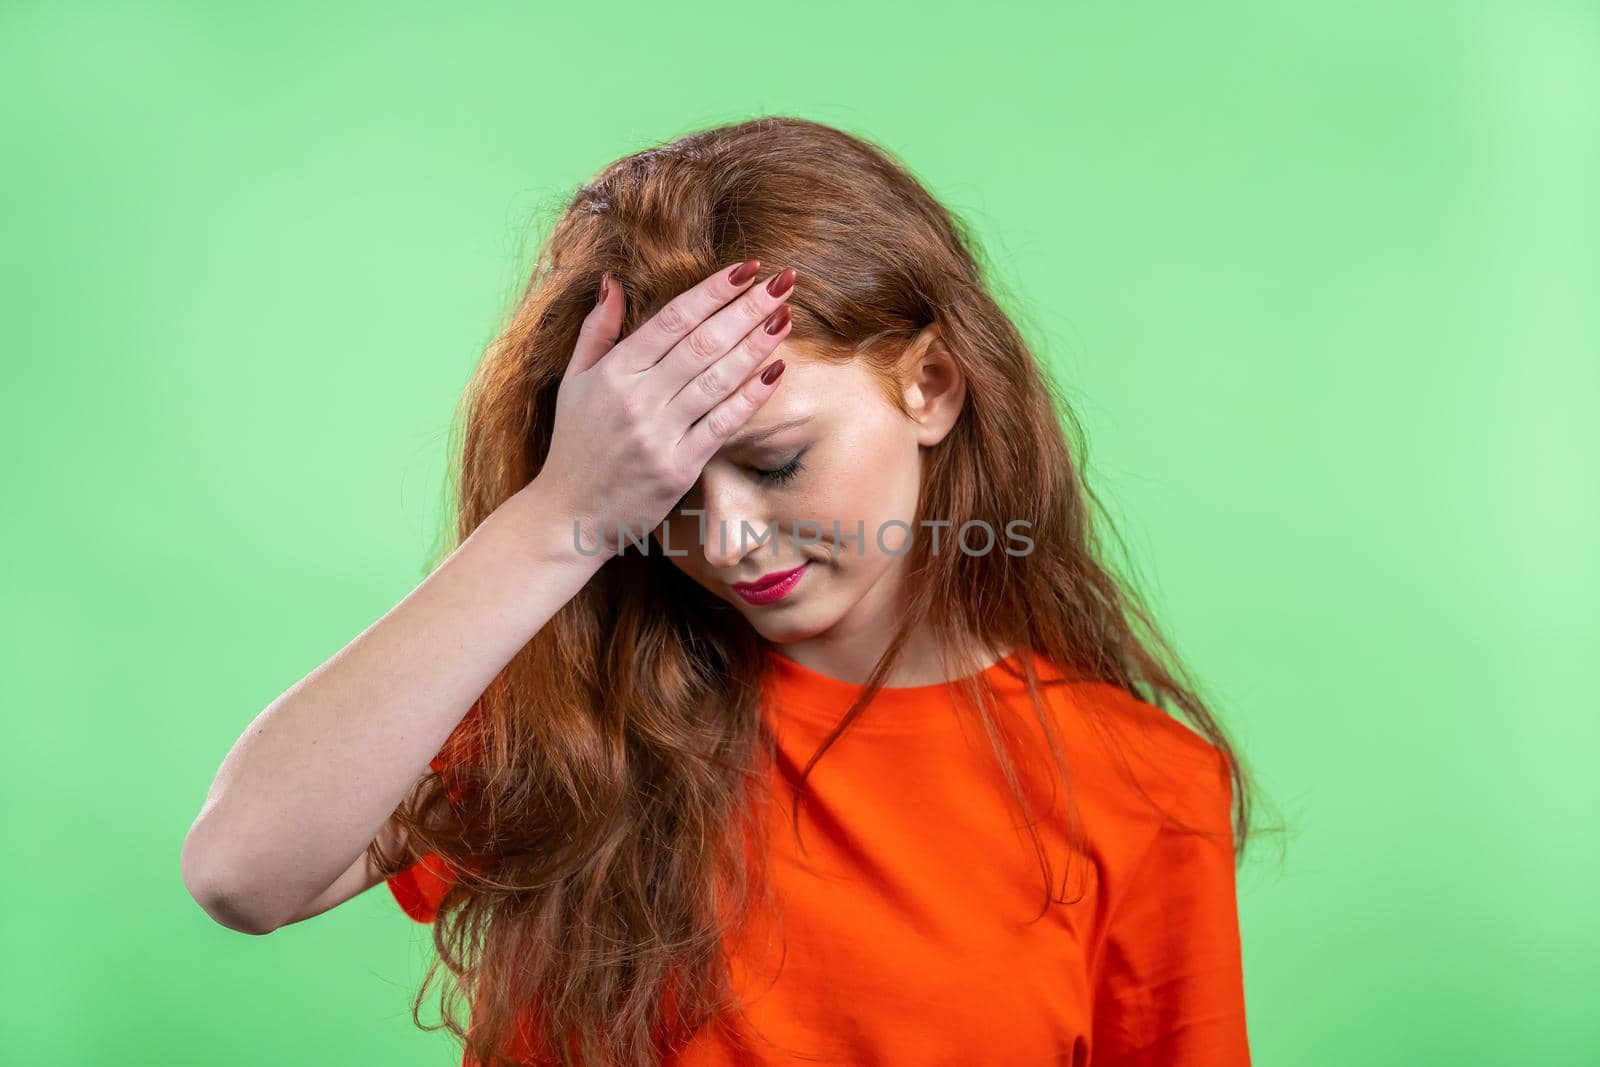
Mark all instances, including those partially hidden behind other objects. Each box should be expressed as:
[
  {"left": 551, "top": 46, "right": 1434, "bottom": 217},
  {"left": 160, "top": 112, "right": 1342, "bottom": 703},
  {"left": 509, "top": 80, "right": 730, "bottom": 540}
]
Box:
[{"left": 652, "top": 333, "right": 964, "bottom": 649}]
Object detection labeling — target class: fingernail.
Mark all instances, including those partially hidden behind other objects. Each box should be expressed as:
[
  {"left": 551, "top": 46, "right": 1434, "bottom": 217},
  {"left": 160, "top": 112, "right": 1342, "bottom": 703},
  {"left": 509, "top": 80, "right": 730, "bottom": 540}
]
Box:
[
  {"left": 760, "top": 359, "right": 785, "bottom": 385},
  {"left": 596, "top": 273, "right": 609, "bottom": 307},
  {"left": 766, "top": 268, "right": 796, "bottom": 297},
  {"left": 763, "top": 305, "right": 791, "bottom": 335},
  {"left": 728, "top": 260, "right": 761, "bottom": 286}
]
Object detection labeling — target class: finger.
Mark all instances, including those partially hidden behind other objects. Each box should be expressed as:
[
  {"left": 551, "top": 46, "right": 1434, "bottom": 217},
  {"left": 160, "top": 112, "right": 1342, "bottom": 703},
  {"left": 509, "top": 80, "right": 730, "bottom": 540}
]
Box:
[
  {"left": 646, "top": 267, "right": 797, "bottom": 409},
  {"left": 664, "top": 303, "right": 792, "bottom": 429},
  {"left": 678, "top": 354, "right": 788, "bottom": 471},
  {"left": 568, "top": 272, "right": 621, "bottom": 376},
  {"left": 607, "top": 259, "right": 764, "bottom": 376}
]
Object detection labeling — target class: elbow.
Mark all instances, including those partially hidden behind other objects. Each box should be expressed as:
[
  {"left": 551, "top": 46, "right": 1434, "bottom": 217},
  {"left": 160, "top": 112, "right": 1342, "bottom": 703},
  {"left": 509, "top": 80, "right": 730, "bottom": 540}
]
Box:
[
  {"left": 180, "top": 825, "right": 281, "bottom": 936},
  {"left": 189, "top": 886, "right": 280, "bottom": 936}
]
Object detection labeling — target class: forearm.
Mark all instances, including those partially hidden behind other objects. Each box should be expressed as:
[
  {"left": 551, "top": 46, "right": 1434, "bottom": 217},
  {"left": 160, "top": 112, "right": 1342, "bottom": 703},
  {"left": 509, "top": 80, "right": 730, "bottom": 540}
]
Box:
[{"left": 180, "top": 477, "right": 606, "bottom": 932}]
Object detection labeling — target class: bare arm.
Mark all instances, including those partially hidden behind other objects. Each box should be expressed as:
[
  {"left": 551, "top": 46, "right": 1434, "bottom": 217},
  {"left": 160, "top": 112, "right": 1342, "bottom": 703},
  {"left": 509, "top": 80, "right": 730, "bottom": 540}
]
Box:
[
  {"left": 274, "top": 809, "right": 433, "bottom": 928},
  {"left": 271, "top": 812, "right": 403, "bottom": 928},
  {"left": 179, "top": 479, "right": 607, "bottom": 935}
]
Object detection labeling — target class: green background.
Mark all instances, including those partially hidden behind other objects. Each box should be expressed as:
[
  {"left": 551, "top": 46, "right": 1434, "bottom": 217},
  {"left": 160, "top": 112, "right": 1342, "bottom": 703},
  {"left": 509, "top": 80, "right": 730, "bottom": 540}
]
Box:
[{"left": 3, "top": 1, "right": 1595, "bottom": 1063}]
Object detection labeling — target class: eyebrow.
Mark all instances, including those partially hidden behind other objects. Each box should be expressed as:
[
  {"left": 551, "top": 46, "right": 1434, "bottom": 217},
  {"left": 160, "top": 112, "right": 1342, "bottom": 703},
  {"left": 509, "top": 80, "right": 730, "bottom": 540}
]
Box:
[{"left": 722, "top": 414, "right": 815, "bottom": 451}]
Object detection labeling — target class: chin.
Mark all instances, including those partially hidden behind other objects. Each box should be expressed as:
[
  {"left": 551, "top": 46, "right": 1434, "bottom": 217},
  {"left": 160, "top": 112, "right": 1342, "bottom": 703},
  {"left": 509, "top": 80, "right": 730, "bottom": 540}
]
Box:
[
  {"left": 748, "top": 615, "right": 838, "bottom": 647},
  {"left": 734, "top": 576, "right": 845, "bottom": 638}
]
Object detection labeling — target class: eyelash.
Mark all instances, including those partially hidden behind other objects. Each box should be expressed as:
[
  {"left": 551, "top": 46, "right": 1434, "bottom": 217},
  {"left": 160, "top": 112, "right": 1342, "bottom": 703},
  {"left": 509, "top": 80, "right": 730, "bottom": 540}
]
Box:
[
  {"left": 754, "top": 454, "right": 805, "bottom": 486},
  {"left": 672, "top": 453, "right": 806, "bottom": 510}
]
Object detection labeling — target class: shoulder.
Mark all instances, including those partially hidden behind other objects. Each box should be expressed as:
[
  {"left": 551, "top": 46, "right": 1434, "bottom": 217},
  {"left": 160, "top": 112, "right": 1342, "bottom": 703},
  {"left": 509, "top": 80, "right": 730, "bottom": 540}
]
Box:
[
  {"left": 1027, "top": 673, "right": 1231, "bottom": 834},
  {"left": 1071, "top": 681, "right": 1223, "bottom": 782}
]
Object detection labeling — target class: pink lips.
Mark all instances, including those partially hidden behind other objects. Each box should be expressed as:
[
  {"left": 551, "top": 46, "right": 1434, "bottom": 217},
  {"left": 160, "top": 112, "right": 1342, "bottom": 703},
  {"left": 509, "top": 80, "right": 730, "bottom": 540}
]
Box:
[{"left": 731, "top": 562, "right": 811, "bottom": 605}]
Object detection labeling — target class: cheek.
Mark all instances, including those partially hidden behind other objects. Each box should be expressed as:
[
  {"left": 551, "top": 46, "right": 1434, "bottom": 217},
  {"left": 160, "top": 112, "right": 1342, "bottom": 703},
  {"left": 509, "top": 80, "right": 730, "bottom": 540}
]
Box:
[{"left": 793, "top": 440, "right": 921, "bottom": 561}]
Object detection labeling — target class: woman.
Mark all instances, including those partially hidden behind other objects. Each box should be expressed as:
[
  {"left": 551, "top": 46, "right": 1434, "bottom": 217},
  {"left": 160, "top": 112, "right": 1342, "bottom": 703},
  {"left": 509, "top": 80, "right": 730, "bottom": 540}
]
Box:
[{"left": 182, "top": 115, "right": 1257, "bottom": 1067}]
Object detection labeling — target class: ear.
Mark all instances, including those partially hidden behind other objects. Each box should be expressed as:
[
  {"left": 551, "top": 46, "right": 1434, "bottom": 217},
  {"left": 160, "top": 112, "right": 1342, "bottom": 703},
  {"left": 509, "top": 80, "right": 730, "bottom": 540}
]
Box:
[{"left": 898, "top": 323, "right": 965, "bottom": 447}]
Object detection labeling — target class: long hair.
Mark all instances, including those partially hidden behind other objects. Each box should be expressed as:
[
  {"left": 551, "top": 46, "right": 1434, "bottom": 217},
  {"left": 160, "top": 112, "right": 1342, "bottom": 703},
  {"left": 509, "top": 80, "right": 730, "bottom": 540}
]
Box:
[{"left": 371, "top": 114, "right": 1279, "bottom": 1067}]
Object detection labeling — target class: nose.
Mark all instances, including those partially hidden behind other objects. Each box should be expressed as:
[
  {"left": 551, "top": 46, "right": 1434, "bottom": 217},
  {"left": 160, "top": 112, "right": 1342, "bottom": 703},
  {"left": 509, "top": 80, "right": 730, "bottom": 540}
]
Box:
[{"left": 697, "top": 481, "right": 774, "bottom": 571}]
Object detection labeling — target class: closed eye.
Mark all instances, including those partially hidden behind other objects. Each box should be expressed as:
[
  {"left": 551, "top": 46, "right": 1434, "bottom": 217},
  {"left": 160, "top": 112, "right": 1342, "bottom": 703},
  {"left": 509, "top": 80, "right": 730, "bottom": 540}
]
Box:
[
  {"left": 754, "top": 453, "right": 805, "bottom": 486},
  {"left": 671, "top": 450, "right": 807, "bottom": 512}
]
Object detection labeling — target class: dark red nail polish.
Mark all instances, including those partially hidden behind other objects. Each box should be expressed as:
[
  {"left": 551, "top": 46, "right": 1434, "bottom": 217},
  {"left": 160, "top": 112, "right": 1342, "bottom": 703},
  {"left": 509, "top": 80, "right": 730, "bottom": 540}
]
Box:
[
  {"left": 763, "top": 305, "right": 791, "bottom": 335},
  {"left": 766, "top": 268, "right": 796, "bottom": 297},
  {"left": 728, "top": 260, "right": 761, "bottom": 286},
  {"left": 760, "top": 359, "right": 785, "bottom": 385}
]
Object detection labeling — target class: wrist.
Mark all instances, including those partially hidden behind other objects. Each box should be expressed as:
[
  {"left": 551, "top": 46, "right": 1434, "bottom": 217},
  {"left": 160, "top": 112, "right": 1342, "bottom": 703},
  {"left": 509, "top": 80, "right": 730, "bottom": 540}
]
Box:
[{"left": 490, "top": 476, "right": 617, "bottom": 573}]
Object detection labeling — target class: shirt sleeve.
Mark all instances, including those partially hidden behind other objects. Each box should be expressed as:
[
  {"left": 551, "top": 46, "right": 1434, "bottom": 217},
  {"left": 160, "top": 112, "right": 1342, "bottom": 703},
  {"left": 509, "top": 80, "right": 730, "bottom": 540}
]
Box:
[
  {"left": 386, "top": 847, "right": 460, "bottom": 924},
  {"left": 1091, "top": 744, "right": 1252, "bottom": 1065},
  {"left": 385, "top": 750, "right": 460, "bottom": 925}
]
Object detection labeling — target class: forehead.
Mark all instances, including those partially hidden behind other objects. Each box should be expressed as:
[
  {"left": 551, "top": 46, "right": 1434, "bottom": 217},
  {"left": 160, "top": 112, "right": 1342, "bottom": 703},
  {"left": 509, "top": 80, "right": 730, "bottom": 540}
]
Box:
[{"left": 731, "top": 347, "right": 889, "bottom": 436}]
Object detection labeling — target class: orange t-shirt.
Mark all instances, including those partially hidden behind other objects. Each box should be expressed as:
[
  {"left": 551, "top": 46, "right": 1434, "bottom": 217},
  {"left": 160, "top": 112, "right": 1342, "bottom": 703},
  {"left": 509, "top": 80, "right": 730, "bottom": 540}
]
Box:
[{"left": 388, "top": 647, "right": 1251, "bottom": 1065}]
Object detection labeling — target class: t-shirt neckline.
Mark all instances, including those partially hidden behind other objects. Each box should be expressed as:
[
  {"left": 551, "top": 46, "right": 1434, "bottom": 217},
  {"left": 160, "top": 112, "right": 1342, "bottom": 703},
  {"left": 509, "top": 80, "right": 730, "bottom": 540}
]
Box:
[{"left": 761, "top": 644, "right": 1058, "bottom": 734}]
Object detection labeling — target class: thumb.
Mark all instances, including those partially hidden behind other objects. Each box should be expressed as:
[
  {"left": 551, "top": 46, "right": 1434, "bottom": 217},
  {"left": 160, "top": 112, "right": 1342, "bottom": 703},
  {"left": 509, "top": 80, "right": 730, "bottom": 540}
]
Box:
[{"left": 567, "top": 272, "right": 622, "bottom": 376}]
